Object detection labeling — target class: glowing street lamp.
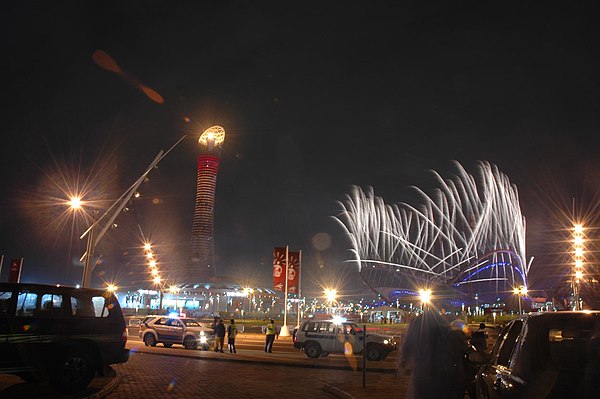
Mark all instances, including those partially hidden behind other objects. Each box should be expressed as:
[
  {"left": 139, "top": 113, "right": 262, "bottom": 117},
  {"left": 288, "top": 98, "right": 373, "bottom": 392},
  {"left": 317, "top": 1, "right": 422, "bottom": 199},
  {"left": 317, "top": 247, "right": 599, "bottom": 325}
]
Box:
[
  {"left": 152, "top": 276, "right": 164, "bottom": 311},
  {"left": 419, "top": 289, "right": 432, "bottom": 312},
  {"left": 106, "top": 284, "right": 118, "bottom": 292},
  {"left": 68, "top": 197, "right": 82, "bottom": 209},
  {"left": 325, "top": 288, "right": 337, "bottom": 303},
  {"left": 513, "top": 285, "right": 527, "bottom": 314},
  {"left": 324, "top": 288, "right": 338, "bottom": 315}
]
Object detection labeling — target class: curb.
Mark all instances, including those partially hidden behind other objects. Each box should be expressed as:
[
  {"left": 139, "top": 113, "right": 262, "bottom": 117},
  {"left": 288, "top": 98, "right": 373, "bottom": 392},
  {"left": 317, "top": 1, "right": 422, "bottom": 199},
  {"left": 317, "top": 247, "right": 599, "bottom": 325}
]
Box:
[{"left": 322, "top": 384, "right": 355, "bottom": 399}]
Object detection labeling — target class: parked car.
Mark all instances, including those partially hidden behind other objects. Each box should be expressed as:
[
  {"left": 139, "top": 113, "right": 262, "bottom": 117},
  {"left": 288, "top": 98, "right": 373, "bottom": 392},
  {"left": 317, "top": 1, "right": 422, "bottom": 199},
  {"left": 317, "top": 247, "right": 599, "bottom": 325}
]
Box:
[
  {"left": 293, "top": 318, "right": 397, "bottom": 360},
  {"left": 0, "top": 283, "right": 129, "bottom": 393},
  {"left": 469, "top": 311, "right": 600, "bottom": 398},
  {"left": 139, "top": 315, "right": 214, "bottom": 350}
]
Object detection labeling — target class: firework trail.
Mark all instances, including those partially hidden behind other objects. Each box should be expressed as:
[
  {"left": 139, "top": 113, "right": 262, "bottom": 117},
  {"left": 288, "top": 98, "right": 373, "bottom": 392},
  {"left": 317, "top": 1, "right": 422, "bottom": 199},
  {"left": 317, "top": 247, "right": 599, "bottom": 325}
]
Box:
[{"left": 335, "top": 161, "right": 528, "bottom": 296}]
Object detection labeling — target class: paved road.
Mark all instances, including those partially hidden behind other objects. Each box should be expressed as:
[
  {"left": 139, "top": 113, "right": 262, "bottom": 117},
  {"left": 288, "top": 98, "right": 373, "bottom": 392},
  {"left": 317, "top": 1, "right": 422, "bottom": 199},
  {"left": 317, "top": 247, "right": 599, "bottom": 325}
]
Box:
[
  {"left": 109, "top": 350, "right": 399, "bottom": 398},
  {"left": 115, "top": 336, "right": 400, "bottom": 398},
  {"left": 127, "top": 333, "right": 399, "bottom": 371}
]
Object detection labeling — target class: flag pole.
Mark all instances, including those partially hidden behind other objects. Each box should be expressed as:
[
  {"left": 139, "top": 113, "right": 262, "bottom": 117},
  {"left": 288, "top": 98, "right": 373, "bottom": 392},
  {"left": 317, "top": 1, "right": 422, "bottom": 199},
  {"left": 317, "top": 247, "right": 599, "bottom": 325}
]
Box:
[
  {"left": 280, "top": 245, "right": 291, "bottom": 336},
  {"left": 297, "top": 250, "right": 302, "bottom": 329}
]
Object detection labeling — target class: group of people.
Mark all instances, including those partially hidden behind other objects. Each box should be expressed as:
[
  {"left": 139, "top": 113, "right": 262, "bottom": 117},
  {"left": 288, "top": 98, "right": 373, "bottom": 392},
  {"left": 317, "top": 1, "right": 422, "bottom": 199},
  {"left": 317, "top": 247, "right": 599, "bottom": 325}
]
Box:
[
  {"left": 210, "top": 317, "right": 280, "bottom": 354},
  {"left": 211, "top": 317, "right": 238, "bottom": 353}
]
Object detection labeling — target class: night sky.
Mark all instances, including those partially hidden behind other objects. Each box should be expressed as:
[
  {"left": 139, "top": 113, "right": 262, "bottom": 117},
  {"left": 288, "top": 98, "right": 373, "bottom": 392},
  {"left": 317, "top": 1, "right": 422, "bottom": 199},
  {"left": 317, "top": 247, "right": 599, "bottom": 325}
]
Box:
[{"left": 2, "top": 1, "right": 600, "bottom": 296}]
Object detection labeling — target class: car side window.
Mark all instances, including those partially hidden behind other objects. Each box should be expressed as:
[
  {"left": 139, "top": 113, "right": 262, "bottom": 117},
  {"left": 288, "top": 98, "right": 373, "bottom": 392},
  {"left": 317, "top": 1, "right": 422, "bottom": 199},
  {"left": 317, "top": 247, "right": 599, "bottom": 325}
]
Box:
[
  {"left": 303, "top": 322, "right": 317, "bottom": 332},
  {"left": 496, "top": 320, "right": 523, "bottom": 367},
  {"left": 318, "top": 322, "right": 335, "bottom": 333},
  {"left": 16, "top": 291, "right": 38, "bottom": 317},
  {"left": 70, "top": 295, "right": 95, "bottom": 317},
  {"left": 170, "top": 319, "right": 182, "bottom": 327},
  {"left": 39, "top": 294, "right": 63, "bottom": 316},
  {"left": 156, "top": 317, "right": 169, "bottom": 325},
  {"left": 0, "top": 291, "right": 13, "bottom": 315},
  {"left": 91, "top": 296, "right": 109, "bottom": 317}
]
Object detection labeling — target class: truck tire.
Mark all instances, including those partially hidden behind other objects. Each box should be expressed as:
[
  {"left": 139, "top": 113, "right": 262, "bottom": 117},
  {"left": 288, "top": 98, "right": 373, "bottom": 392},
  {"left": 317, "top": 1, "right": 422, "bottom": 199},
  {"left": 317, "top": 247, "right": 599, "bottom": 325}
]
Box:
[
  {"left": 304, "top": 342, "right": 322, "bottom": 358},
  {"left": 50, "top": 345, "right": 96, "bottom": 393},
  {"left": 143, "top": 333, "right": 157, "bottom": 347},
  {"left": 184, "top": 336, "right": 198, "bottom": 350},
  {"left": 366, "top": 343, "right": 383, "bottom": 361}
]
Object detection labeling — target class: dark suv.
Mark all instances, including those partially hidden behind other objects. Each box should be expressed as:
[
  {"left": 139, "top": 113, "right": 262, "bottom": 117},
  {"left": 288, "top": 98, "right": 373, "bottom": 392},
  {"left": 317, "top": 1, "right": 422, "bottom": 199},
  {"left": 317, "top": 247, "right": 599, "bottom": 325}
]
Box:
[
  {"left": 0, "top": 283, "right": 130, "bottom": 393},
  {"left": 470, "top": 311, "right": 600, "bottom": 398}
]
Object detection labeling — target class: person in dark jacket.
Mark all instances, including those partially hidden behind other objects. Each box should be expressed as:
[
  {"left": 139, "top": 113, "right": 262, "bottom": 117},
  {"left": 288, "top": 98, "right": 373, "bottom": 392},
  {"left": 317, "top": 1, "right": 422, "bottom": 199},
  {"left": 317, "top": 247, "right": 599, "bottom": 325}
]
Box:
[
  {"left": 214, "top": 319, "right": 226, "bottom": 353},
  {"left": 227, "top": 319, "right": 238, "bottom": 353}
]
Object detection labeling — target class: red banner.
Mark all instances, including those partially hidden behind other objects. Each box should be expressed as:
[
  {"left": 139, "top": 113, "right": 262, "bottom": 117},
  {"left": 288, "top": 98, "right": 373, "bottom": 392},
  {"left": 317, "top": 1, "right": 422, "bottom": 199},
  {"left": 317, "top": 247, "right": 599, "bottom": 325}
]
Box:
[
  {"left": 273, "top": 247, "right": 286, "bottom": 291},
  {"left": 287, "top": 251, "right": 301, "bottom": 294},
  {"left": 9, "top": 258, "right": 23, "bottom": 283}
]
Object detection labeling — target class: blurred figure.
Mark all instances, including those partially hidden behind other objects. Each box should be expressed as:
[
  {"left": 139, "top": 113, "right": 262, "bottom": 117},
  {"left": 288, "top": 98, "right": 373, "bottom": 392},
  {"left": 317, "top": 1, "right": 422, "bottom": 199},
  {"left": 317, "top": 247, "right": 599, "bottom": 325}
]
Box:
[
  {"left": 470, "top": 322, "right": 488, "bottom": 352},
  {"left": 450, "top": 318, "right": 477, "bottom": 398},
  {"left": 400, "top": 311, "right": 468, "bottom": 399}
]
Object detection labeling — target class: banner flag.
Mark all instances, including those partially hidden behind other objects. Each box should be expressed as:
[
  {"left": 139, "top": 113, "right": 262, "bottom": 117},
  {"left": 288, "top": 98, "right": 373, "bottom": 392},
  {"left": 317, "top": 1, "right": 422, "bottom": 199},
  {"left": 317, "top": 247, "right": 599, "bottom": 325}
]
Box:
[
  {"left": 287, "top": 251, "right": 300, "bottom": 294},
  {"left": 273, "top": 247, "right": 286, "bottom": 291},
  {"left": 8, "top": 258, "right": 23, "bottom": 283}
]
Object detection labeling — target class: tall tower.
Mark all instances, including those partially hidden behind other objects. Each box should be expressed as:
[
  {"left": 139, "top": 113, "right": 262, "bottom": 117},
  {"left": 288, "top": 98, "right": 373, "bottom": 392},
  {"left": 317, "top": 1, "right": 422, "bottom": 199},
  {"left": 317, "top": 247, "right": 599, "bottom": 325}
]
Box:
[{"left": 188, "top": 125, "right": 225, "bottom": 282}]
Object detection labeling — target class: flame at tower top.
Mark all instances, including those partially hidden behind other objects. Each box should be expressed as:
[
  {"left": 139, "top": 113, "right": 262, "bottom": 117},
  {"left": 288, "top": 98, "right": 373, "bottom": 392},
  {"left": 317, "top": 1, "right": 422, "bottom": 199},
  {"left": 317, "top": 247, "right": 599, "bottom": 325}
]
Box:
[{"left": 199, "top": 125, "right": 226, "bottom": 152}]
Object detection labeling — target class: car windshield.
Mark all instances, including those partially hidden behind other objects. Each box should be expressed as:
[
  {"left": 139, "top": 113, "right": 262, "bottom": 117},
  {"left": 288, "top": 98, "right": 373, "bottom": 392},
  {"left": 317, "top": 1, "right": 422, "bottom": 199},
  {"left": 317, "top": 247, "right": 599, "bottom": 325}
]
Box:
[{"left": 181, "top": 319, "right": 201, "bottom": 327}]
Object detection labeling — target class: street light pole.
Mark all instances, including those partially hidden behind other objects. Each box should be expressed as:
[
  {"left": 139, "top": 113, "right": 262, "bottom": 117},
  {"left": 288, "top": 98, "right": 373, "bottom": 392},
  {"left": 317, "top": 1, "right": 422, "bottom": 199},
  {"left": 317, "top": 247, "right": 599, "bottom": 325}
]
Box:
[
  {"left": 81, "top": 213, "right": 97, "bottom": 288},
  {"left": 71, "top": 135, "right": 187, "bottom": 288},
  {"left": 572, "top": 223, "right": 585, "bottom": 311}
]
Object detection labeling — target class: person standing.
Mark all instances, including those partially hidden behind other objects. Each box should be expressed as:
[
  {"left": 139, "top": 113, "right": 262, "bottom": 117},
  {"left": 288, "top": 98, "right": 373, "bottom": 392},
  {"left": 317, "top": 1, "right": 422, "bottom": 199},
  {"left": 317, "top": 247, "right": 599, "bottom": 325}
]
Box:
[
  {"left": 210, "top": 316, "right": 218, "bottom": 332},
  {"left": 227, "top": 319, "right": 238, "bottom": 353},
  {"left": 214, "top": 319, "right": 226, "bottom": 353},
  {"left": 264, "top": 319, "right": 278, "bottom": 353}
]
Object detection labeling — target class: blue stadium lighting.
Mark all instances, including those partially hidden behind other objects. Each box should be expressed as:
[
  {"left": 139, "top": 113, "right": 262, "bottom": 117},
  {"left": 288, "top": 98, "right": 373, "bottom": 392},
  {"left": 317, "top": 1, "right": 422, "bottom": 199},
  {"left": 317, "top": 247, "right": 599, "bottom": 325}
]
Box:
[{"left": 455, "top": 262, "right": 512, "bottom": 285}]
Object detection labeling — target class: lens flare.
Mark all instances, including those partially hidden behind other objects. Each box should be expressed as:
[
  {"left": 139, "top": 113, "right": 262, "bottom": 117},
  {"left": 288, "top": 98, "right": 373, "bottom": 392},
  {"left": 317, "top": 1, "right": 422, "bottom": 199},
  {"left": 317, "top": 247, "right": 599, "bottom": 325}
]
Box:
[{"left": 92, "top": 49, "right": 164, "bottom": 104}]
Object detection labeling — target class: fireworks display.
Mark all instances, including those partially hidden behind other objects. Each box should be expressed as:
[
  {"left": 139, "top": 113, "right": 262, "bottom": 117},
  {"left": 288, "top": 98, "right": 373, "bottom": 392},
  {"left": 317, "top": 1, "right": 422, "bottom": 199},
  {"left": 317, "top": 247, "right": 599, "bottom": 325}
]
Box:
[{"left": 335, "top": 161, "right": 529, "bottom": 298}]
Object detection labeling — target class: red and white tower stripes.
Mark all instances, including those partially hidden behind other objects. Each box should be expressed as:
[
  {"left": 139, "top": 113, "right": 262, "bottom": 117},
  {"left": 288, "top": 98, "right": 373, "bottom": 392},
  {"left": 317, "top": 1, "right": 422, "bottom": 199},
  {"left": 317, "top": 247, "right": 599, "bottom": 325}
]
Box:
[{"left": 187, "top": 126, "right": 225, "bottom": 282}]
